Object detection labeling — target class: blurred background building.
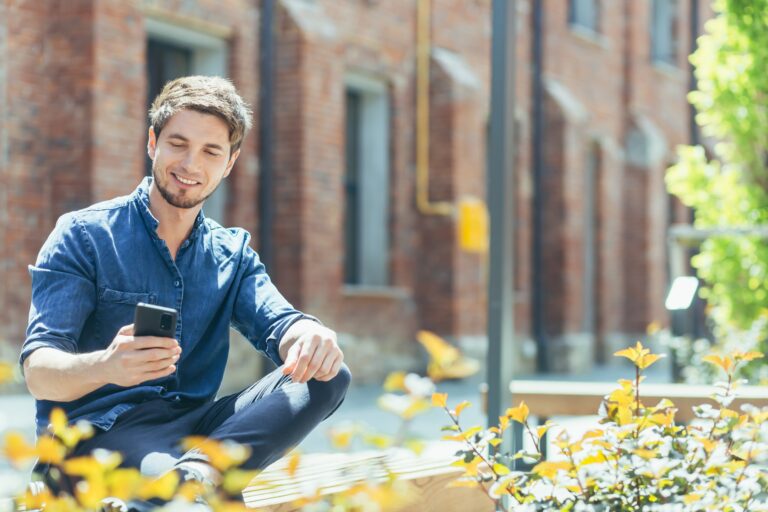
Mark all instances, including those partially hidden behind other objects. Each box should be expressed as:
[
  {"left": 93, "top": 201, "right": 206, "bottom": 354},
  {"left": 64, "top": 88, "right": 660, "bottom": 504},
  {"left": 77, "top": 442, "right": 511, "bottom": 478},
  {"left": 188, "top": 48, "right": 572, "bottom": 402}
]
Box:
[{"left": 0, "top": 0, "right": 712, "bottom": 387}]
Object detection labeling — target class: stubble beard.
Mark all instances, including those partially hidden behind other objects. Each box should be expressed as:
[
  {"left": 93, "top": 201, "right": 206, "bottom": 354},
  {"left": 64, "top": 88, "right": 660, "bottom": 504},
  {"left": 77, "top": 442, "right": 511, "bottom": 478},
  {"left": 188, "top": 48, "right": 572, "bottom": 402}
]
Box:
[{"left": 152, "top": 161, "right": 219, "bottom": 209}]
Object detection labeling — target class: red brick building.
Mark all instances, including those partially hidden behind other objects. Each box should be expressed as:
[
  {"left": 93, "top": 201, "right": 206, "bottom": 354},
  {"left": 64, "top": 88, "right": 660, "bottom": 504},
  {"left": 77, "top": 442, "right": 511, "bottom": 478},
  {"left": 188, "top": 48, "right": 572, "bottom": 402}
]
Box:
[{"left": 0, "top": 0, "right": 712, "bottom": 384}]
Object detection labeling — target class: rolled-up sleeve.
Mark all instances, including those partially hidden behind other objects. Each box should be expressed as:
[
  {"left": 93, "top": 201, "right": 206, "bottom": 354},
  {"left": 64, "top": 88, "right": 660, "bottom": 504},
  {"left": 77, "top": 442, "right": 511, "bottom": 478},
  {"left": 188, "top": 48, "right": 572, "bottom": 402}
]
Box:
[
  {"left": 231, "top": 242, "right": 318, "bottom": 366},
  {"left": 21, "top": 214, "right": 97, "bottom": 366}
]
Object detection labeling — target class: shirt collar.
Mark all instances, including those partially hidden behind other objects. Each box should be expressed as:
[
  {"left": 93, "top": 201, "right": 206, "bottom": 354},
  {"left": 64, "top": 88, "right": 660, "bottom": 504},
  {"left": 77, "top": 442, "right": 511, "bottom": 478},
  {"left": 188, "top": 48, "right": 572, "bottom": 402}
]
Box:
[{"left": 132, "top": 177, "right": 206, "bottom": 240}]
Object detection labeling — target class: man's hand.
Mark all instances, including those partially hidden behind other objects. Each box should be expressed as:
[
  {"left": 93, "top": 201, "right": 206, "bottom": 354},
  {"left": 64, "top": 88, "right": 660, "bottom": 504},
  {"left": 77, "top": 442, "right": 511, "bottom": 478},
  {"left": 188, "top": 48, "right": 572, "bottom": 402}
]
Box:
[
  {"left": 98, "top": 324, "right": 181, "bottom": 387},
  {"left": 280, "top": 320, "right": 344, "bottom": 383}
]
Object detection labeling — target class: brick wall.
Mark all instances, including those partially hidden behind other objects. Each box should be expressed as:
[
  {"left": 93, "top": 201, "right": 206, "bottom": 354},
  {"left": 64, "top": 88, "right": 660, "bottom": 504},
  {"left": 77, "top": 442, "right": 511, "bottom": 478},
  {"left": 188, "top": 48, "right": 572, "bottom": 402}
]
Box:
[{"left": 0, "top": 0, "right": 712, "bottom": 382}]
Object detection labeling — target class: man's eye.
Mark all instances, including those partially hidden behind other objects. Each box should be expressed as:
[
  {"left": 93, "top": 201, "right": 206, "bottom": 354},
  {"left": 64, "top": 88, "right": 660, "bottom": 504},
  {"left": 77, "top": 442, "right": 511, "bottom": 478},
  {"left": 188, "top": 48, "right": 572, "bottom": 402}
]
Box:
[
  {"left": 169, "top": 143, "right": 184, "bottom": 148},
  {"left": 205, "top": 151, "right": 221, "bottom": 157}
]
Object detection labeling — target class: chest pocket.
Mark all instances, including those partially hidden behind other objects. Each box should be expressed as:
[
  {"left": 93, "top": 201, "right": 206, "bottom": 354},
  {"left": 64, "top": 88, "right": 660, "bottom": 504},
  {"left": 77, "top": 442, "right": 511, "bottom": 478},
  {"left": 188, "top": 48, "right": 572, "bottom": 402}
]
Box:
[{"left": 97, "top": 287, "right": 157, "bottom": 340}]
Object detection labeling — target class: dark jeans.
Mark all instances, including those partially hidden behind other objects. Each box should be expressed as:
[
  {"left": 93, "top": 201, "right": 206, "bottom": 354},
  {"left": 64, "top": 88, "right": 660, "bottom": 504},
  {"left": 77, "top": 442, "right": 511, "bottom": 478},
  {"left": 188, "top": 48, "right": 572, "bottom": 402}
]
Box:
[{"left": 40, "top": 364, "right": 351, "bottom": 492}]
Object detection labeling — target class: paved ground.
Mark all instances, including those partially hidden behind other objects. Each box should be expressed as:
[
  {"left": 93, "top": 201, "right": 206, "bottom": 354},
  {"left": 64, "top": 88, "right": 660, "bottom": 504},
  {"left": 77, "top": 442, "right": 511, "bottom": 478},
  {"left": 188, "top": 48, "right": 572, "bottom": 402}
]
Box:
[{"left": 0, "top": 359, "right": 672, "bottom": 501}]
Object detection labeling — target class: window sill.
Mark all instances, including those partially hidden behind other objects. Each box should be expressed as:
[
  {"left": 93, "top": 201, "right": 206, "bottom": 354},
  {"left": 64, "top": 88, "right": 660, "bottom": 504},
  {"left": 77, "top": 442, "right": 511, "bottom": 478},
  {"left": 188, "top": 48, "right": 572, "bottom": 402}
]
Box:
[
  {"left": 568, "top": 24, "right": 609, "bottom": 49},
  {"left": 341, "top": 285, "right": 410, "bottom": 300},
  {"left": 651, "top": 60, "right": 684, "bottom": 81}
]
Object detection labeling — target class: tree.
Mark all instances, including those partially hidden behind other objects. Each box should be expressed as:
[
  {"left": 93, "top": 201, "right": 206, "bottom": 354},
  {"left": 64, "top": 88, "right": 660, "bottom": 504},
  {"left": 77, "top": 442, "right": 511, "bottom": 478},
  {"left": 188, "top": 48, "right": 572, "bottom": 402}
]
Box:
[{"left": 667, "top": 0, "right": 768, "bottom": 338}]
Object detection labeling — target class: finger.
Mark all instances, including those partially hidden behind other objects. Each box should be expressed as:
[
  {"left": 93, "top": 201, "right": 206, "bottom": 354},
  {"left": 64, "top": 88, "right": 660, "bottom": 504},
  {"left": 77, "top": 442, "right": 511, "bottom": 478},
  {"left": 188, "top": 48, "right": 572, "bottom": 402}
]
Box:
[
  {"left": 290, "top": 337, "right": 318, "bottom": 383},
  {"left": 315, "top": 356, "right": 342, "bottom": 382},
  {"left": 130, "top": 337, "right": 180, "bottom": 351},
  {"left": 315, "top": 351, "right": 336, "bottom": 379},
  {"left": 118, "top": 324, "right": 135, "bottom": 336},
  {"left": 129, "top": 348, "right": 179, "bottom": 364},
  {"left": 138, "top": 364, "right": 177, "bottom": 383},
  {"left": 141, "top": 355, "right": 179, "bottom": 373},
  {"left": 282, "top": 344, "right": 300, "bottom": 375}
]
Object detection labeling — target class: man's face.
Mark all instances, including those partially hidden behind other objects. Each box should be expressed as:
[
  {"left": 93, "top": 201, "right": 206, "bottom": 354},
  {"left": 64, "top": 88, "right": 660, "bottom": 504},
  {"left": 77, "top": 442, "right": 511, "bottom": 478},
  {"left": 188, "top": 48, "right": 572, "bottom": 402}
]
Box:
[{"left": 147, "top": 109, "right": 240, "bottom": 210}]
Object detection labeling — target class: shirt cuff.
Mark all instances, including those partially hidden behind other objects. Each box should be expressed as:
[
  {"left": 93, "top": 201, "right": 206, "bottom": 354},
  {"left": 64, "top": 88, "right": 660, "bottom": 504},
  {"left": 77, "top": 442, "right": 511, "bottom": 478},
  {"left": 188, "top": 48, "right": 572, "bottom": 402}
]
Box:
[{"left": 266, "top": 313, "right": 322, "bottom": 366}]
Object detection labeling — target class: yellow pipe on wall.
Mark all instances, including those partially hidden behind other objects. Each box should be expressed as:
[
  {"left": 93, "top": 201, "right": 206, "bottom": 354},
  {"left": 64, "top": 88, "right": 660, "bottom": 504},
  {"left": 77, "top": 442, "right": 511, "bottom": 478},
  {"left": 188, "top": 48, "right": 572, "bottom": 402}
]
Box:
[{"left": 416, "top": 0, "right": 454, "bottom": 217}]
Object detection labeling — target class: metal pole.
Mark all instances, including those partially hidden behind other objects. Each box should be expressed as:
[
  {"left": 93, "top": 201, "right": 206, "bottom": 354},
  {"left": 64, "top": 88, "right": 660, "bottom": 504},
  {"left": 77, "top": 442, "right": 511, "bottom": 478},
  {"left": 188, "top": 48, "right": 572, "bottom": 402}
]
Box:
[
  {"left": 530, "top": 0, "right": 548, "bottom": 372},
  {"left": 487, "top": 0, "right": 517, "bottom": 457},
  {"left": 258, "top": 0, "right": 276, "bottom": 270}
]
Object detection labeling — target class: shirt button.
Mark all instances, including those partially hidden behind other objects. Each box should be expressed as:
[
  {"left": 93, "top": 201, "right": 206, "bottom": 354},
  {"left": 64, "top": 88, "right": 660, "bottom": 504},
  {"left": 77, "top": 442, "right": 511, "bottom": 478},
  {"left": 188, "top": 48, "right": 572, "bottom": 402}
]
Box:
[
  {"left": 174, "top": 280, "right": 180, "bottom": 287},
  {"left": 182, "top": 240, "right": 190, "bottom": 248}
]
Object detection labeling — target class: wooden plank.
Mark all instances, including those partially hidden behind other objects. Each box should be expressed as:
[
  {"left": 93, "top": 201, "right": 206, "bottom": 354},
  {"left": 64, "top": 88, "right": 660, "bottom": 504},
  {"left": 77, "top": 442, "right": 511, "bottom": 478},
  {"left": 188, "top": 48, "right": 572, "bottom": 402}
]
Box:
[
  {"left": 244, "top": 450, "right": 492, "bottom": 511},
  {"left": 508, "top": 380, "right": 768, "bottom": 422}
]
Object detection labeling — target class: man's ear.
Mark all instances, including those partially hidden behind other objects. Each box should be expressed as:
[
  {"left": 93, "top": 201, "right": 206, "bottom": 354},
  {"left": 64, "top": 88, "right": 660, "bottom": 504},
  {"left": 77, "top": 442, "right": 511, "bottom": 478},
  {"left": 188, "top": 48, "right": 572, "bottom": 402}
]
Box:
[
  {"left": 147, "top": 127, "right": 157, "bottom": 160},
  {"left": 223, "top": 149, "right": 241, "bottom": 178}
]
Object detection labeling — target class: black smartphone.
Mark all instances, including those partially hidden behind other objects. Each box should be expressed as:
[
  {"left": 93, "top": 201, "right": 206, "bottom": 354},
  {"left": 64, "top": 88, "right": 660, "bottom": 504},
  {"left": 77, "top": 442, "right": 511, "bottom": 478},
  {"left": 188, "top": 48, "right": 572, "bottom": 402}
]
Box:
[{"left": 133, "top": 303, "right": 178, "bottom": 338}]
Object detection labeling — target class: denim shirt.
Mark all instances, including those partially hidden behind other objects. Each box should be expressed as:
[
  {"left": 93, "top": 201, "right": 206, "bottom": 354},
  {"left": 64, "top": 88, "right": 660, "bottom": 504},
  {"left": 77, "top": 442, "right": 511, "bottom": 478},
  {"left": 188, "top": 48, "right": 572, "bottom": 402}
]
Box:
[{"left": 21, "top": 178, "right": 312, "bottom": 433}]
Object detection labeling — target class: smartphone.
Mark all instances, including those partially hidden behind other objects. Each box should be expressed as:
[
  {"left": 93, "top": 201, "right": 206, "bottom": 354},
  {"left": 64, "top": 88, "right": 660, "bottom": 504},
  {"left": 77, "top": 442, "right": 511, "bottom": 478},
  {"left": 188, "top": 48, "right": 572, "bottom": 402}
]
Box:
[{"left": 133, "top": 303, "right": 178, "bottom": 338}]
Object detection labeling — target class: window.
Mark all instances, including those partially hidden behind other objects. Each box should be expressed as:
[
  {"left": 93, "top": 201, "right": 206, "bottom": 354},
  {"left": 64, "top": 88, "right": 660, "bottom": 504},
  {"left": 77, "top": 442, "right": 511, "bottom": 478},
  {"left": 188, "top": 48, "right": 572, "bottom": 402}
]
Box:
[
  {"left": 145, "top": 19, "right": 229, "bottom": 224},
  {"left": 569, "top": 0, "right": 600, "bottom": 33},
  {"left": 651, "top": 0, "right": 679, "bottom": 65},
  {"left": 344, "top": 75, "right": 391, "bottom": 286}
]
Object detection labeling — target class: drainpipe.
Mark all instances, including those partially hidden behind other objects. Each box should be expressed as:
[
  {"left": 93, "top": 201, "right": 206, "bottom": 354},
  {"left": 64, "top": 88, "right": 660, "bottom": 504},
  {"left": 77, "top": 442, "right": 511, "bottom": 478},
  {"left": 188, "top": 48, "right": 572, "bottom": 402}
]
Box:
[
  {"left": 416, "top": 0, "right": 454, "bottom": 217},
  {"left": 258, "top": 0, "right": 276, "bottom": 270},
  {"left": 530, "top": 0, "right": 548, "bottom": 372}
]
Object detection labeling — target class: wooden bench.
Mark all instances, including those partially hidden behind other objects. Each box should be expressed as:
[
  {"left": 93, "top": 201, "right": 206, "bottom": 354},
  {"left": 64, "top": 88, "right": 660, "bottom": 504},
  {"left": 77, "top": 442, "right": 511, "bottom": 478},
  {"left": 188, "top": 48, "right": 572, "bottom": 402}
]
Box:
[
  {"left": 506, "top": 380, "right": 768, "bottom": 423},
  {"left": 243, "top": 448, "right": 493, "bottom": 511}
]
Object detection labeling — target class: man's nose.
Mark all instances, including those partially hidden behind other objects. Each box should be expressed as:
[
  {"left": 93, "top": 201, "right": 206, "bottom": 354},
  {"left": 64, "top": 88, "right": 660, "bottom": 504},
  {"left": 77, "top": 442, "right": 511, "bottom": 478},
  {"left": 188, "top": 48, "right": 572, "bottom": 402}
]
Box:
[{"left": 181, "top": 151, "right": 203, "bottom": 173}]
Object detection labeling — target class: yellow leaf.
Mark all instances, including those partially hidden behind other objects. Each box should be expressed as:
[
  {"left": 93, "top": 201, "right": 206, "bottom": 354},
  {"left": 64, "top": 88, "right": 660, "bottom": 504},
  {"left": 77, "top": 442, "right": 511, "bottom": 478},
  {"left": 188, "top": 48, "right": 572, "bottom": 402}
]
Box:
[
  {"left": 402, "top": 397, "right": 431, "bottom": 419},
  {"left": 75, "top": 479, "right": 108, "bottom": 510},
  {"left": 137, "top": 470, "right": 179, "bottom": 500},
  {"left": 683, "top": 493, "right": 701, "bottom": 505},
  {"left": 506, "top": 401, "right": 529, "bottom": 423},
  {"left": 221, "top": 470, "right": 259, "bottom": 496},
  {"left": 106, "top": 468, "right": 142, "bottom": 501},
  {"left": 181, "top": 437, "right": 250, "bottom": 472},
  {"left": 3, "top": 432, "right": 38, "bottom": 466},
  {"left": 50, "top": 408, "right": 68, "bottom": 433},
  {"left": 431, "top": 393, "right": 448, "bottom": 408},
  {"left": 176, "top": 480, "right": 205, "bottom": 502},
  {"left": 0, "top": 361, "right": 15, "bottom": 384},
  {"left": 532, "top": 461, "right": 571, "bottom": 479},
  {"left": 735, "top": 351, "right": 763, "bottom": 363},
  {"left": 286, "top": 451, "right": 301, "bottom": 477},
  {"left": 581, "top": 452, "right": 608, "bottom": 465},
  {"left": 417, "top": 331, "right": 460, "bottom": 367},
  {"left": 404, "top": 439, "right": 426, "bottom": 455},
  {"left": 453, "top": 401, "right": 471, "bottom": 417},
  {"left": 637, "top": 353, "right": 665, "bottom": 370},
  {"left": 702, "top": 354, "right": 733, "bottom": 373},
  {"left": 383, "top": 372, "right": 407, "bottom": 392},
  {"left": 363, "top": 433, "right": 393, "bottom": 449},
  {"left": 493, "top": 463, "right": 511, "bottom": 476},
  {"left": 36, "top": 436, "right": 66, "bottom": 465}
]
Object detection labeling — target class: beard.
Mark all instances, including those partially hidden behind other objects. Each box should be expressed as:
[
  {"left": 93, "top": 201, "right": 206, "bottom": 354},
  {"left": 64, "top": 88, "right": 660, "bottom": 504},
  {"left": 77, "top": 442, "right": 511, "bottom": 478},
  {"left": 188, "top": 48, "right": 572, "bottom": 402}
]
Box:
[{"left": 152, "top": 161, "right": 219, "bottom": 209}]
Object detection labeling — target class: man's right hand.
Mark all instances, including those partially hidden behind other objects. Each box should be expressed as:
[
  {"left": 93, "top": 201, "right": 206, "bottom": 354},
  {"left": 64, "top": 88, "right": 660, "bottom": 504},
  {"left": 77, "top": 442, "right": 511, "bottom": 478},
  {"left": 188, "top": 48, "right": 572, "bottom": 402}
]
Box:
[{"left": 98, "top": 324, "right": 181, "bottom": 387}]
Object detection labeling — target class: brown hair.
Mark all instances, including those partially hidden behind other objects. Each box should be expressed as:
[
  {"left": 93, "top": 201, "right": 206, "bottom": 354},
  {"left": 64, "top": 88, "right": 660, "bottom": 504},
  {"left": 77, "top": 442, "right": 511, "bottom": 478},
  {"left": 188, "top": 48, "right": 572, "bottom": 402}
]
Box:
[{"left": 148, "top": 76, "right": 253, "bottom": 153}]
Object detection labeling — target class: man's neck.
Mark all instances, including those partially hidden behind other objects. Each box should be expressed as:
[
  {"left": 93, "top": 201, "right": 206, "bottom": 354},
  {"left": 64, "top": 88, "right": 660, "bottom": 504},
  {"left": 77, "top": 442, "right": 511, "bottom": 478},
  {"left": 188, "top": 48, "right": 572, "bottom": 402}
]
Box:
[{"left": 147, "top": 182, "right": 200, "bottom": 257}]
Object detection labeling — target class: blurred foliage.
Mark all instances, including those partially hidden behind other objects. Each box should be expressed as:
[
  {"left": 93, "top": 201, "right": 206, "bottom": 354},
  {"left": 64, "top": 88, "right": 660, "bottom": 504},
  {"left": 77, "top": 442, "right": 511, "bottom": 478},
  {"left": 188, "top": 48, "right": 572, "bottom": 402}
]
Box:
[
  {"left": 666, "top": 0, "right": 768, "bottom": 362},
  {"left": 436, "top": 342, "right": 768, "bottom": 510}
]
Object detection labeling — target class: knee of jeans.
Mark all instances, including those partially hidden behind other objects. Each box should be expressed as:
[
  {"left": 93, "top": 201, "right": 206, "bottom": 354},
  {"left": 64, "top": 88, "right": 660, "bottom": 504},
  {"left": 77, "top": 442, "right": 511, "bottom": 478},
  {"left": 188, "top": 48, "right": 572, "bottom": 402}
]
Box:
[{"left": 317, "top": 363, "right": 351, "bottom": 399}]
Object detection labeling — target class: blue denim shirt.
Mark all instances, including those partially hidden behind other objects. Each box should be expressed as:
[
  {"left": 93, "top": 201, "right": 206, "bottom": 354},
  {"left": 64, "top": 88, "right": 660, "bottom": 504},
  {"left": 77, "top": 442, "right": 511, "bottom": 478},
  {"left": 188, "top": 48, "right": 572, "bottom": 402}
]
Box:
[{"left": 21, "top": 178, "right": 312, "bottom": 432}]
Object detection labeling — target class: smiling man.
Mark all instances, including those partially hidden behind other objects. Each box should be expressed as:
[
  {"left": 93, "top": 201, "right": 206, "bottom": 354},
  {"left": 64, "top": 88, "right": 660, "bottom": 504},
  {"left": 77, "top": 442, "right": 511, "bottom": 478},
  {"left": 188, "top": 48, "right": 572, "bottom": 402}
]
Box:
[{"left": 21, "top": 76, "right": 350, "bottom": 508}]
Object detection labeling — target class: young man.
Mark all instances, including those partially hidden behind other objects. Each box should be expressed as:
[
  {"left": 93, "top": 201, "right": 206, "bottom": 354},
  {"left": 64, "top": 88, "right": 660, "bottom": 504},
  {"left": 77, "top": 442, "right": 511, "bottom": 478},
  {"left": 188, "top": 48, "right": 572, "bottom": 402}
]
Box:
[{"left": 21, "top": 76, "right": 350, "bottom": 501}]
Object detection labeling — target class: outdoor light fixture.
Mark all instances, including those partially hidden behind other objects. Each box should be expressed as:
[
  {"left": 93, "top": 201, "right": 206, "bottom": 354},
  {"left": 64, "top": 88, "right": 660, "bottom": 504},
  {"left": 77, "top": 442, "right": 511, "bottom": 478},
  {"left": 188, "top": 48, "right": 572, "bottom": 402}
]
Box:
[{"left": 665, "top": 276, "right": 699, "bottom": 311}]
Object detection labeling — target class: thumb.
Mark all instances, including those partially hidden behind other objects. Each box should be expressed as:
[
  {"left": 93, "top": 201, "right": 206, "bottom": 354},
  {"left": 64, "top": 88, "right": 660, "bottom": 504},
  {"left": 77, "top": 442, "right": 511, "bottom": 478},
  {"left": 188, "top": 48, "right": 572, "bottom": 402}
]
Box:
[
  {"left": 282, "top": 343, "right": 300, "bottom": 374},
  {"left": 118, "top": 323, "right": 135, "bottom": 336}
]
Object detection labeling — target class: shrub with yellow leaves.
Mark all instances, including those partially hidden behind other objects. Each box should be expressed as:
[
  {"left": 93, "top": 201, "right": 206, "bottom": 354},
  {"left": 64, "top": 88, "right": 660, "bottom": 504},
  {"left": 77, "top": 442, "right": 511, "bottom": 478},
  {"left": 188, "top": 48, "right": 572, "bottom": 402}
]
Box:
[{"left": 434, "top": 342, "right": 768, "bottom": 511}]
